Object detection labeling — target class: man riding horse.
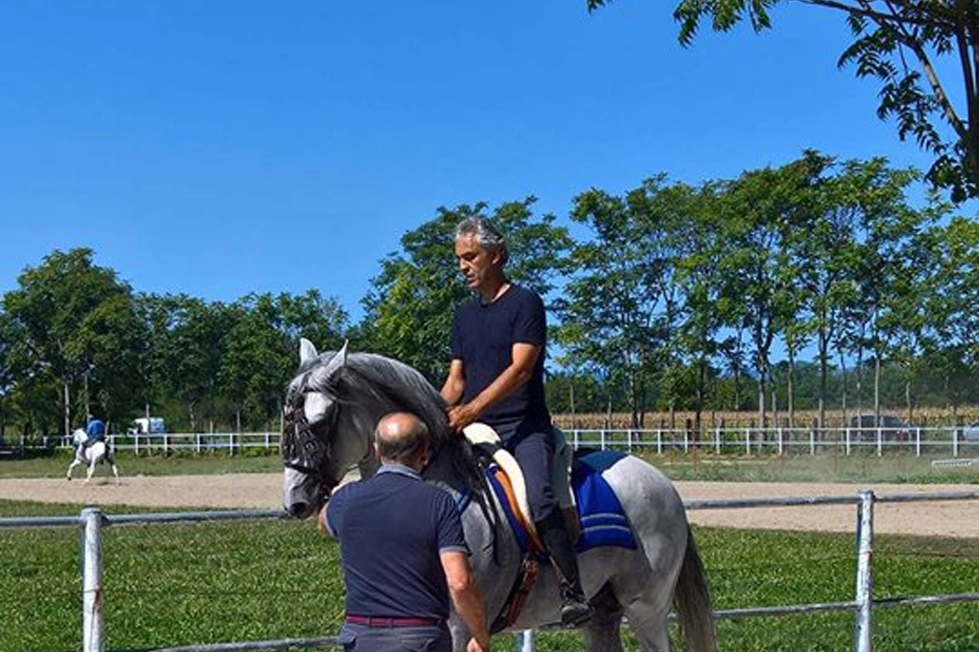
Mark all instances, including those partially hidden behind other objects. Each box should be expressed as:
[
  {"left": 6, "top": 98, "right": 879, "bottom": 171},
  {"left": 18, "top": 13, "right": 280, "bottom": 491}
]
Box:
[
  {"left": 440, "top": 216, "right": 593, "bottom": 626},
  {"left": 80, "top": 415, "right": 106, "bottom": 456}
]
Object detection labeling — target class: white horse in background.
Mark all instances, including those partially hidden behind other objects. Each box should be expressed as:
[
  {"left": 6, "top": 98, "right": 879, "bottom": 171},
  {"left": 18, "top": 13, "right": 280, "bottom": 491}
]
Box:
[{"left": 66, "top": 428, "right": 119, "bottom": 483}]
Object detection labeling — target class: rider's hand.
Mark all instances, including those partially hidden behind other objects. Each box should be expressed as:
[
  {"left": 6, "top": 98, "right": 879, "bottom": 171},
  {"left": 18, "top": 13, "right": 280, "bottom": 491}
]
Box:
[{"left": 447, "top": 403, "right": 478, "bottom": 432}]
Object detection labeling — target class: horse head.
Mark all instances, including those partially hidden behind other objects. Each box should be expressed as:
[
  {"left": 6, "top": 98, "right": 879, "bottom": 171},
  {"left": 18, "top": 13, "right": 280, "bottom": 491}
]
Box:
[
  {"left": 281, "top": 339, "right": 375, "bottom": 519},
  {"left": 282, "top": 338, "right": 472, "bottom": 519}
]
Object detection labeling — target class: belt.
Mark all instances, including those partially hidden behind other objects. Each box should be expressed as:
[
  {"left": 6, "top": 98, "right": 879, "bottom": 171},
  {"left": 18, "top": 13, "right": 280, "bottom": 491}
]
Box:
[{"left": 345, "top": 615, "right": 442, "bottom": 628}]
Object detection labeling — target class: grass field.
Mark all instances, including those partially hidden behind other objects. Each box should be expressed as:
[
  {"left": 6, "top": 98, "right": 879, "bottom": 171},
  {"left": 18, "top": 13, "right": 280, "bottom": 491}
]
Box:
[
  {"left": 1, "top": 499, "right": 976, "bottom": 652},
  {"left": 3, "top": 448, "right": 978, "bottom": 484}
]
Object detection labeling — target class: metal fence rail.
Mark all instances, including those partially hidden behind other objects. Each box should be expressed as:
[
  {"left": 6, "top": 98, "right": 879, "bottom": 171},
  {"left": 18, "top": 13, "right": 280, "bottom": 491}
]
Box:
[{"left": 2, "top": 491, "right": 976, "bottom": 652}]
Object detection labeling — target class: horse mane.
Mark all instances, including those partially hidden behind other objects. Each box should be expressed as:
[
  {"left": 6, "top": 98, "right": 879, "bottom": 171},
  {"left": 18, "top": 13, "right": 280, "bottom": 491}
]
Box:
[
  {"left": 303, "top": 351, "right": 488, "bottom": 488},
  {"left": 307, "top": 352, "right": 452, "bottom": 445}
]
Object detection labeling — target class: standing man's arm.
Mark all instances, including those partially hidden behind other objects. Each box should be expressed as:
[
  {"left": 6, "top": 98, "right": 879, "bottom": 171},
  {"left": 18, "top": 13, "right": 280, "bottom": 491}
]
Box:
[
  {"left": 446, "top": 342, "right": 541, "bottom": 431},
  {"left": 440, "top": 551, "right": 490, "bottom": 652}
]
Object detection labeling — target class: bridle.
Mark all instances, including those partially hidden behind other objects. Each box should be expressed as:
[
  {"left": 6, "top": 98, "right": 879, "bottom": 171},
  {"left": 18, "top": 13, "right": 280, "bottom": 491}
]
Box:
[{"left": 281, "top": 397, "right": 339, "bottom": 484}]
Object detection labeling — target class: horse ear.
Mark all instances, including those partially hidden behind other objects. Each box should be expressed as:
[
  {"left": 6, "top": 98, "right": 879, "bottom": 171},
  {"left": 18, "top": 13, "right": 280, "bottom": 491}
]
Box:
[
  {"left": 299, "top": 338, "right": 318, "bottom": 364},
  {"left": 314, "top": 339, "right": 350, "bottom": 383}
]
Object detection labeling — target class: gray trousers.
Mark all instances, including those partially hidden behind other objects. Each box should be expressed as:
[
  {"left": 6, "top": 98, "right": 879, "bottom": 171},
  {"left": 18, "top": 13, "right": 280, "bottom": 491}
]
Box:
[{"left": 339, "top": 622, "right": 451, "bottom": 652}]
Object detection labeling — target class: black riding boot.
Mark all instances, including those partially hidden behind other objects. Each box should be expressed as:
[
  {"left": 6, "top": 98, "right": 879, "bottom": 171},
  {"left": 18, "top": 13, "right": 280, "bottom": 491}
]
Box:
[{"left": 537, "top": 510, "right": 594, "bottom": 626}]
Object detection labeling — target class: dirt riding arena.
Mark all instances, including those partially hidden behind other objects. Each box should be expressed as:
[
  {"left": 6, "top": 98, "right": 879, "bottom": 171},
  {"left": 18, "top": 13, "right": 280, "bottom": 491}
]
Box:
[{"left": 1, "top": 474, "right": 976, "bottom": 538}]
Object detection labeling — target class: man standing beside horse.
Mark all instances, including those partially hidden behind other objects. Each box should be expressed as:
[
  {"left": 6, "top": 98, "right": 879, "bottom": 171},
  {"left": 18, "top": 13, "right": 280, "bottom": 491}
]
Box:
[
  {"left": 322, "top": 412, "right": 491, "bottom": 652},
  {"left": 440, "top": 216, "right": 593, "bottom": 626}
]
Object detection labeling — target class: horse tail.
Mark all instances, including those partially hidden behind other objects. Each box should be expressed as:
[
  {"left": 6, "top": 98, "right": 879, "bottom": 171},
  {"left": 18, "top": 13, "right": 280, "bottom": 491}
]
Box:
[{"left": 674, "top": 525, "right": 716, "bottom": 652}]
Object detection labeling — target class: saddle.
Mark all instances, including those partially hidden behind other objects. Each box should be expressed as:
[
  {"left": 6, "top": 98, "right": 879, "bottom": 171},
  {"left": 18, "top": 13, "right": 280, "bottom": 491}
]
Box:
[{"left": 462, "top": 423, "right": 580, "bottom": 546}]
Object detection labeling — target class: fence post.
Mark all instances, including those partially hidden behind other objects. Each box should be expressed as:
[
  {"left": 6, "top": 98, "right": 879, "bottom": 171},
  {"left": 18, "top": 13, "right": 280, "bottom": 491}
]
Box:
[
  {"left": 714, "top": 421, "right": 721, "bottom": 454},
  {"left": 853, "top": 489, "right": 875, "bottom": 652},
  {"left": 656, "top": 428, "right": 662, "bottom": 455},
  {"left": 81, "top": 507, "right": 105, "bottom": 652},
  {"left": 915, "top": 427, "right": 921, "bottom": 458},
  {"left": 516, "top": 629, "right": 535, "bottom": 652},
  {"left": 600, "top": 429, "right": 606, "bottom": 451},
  {"left": 876, "top": 428, "right": 883, "bottom": 458},
  {"left": 845, "top": 428, "right": 851, "bottom": 457},
  {"left": 952, "top": 426, "right": 959, "bottom": 459}
]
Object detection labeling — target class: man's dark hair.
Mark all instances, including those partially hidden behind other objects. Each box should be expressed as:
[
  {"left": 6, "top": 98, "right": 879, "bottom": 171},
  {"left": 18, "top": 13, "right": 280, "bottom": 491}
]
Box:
[
  {"left": 454, "top": 216, "right": 509, "bottom": 265},
  {"left": 375, "top": 414, "right": 430, "bottom": 464}
]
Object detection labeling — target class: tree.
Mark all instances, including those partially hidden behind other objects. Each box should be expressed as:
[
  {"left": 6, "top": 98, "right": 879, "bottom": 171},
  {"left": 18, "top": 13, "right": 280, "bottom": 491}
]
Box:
[
  {"left": 363, "top": 199, "right": 571, "bottom": 384},
  {"left": 669, "top": 181, "right": 728, "bottom": 432},
  {"left": 0, "top": 309, "right": 15, "bottom": 438},
  {"left": 139, "top": 294, "right": 235, "bottom": 433},
  {"left": 790, "top": 156, "right": 920, "bottom": 428},
  {"left": 930, "top": 215, "right": 979, "bottom": 377},
  {"left": 714, "top": 156, "right": 820, "bottom": 430},
  {"left": 3, "top": 249, "right": 143, "bottom": 435},
  {"left": 556, "top": 176, "right": 688, "bottom": 428},
  {"left": 589, "top": 0, "right": 979, "bottom": 201}
]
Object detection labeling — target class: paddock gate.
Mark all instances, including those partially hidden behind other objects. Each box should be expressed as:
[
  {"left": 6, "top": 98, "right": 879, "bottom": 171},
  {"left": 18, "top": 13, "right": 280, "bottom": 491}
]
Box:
[{"left": 2, "top": 490, "right": 977, "bottom": 652}]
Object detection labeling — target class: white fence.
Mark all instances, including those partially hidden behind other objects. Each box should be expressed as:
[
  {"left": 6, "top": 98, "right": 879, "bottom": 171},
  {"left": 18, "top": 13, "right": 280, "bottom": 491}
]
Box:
[
  {"left": 25, "top": 425, "right": 979, "bottom": 458},
  {"left": 1, "top": 490, "right": 976, "bottom": 652}
]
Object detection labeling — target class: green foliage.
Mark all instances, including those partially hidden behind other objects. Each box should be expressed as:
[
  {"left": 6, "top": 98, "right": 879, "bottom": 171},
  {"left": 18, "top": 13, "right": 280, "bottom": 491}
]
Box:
[
  {"left": 220, "top": 291, "right": 348, "bottom": 430},
  {"left": 654, "top": 0, "right": 979, "bottom": 201},
  {"left": 2, "top": 248, "right": 145, "bottom": 433},
  {"left": 0, "top": 157, "right": 975, "bottom": 435}
]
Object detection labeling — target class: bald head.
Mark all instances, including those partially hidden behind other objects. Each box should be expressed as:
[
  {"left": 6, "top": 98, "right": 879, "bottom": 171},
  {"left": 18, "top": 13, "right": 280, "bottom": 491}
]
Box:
[{"left": 374, "top": 412, "right": 430, "bottom": 467}]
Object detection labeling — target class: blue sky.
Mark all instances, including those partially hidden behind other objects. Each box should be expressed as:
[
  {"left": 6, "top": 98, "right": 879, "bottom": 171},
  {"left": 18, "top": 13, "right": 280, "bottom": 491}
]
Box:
[{"left": 0, "top": 0, "right": 962, "bottom": 322}]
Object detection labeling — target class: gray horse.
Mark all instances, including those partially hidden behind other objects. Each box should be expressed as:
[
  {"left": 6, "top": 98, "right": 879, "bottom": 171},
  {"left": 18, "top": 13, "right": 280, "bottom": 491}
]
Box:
[{"left": 282, "top": 340, "right": 715, "bottom": 652}]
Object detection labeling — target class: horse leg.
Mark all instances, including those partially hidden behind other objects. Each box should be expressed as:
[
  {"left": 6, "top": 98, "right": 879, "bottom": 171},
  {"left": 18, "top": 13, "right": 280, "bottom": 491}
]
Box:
[
  {"left": 619, "top": 600, "right": 671, "bottom": 652},
  {"left": 579, "top": 583, "right": 625, "bottom": 652},
  {"left": 66, "top": 458, "right": 81, "bottom": 480},
  {"left": 85, "top": 460, "right": 96, "bottom": 483},
  {"left": 601, "top": 457, "right": 701, "bottom": 652}
]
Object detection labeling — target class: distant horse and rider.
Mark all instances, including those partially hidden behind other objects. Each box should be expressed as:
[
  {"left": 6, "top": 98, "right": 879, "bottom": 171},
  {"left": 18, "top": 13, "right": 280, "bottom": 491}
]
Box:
[
  {"left": 66, "top": 416, "right": 119, "bottom": 483},
  {"left": 281, "top": 340, "right": 716, "bottom": 652}
]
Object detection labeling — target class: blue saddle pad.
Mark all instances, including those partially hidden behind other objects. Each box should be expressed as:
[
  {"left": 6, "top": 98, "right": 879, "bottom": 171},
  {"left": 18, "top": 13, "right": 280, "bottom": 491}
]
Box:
[
  {"left": 486, "top": 451, "right": 638, "bottom": 555},
  {"left": 572, "top": 451, "right": 638, "bottom": 553}
]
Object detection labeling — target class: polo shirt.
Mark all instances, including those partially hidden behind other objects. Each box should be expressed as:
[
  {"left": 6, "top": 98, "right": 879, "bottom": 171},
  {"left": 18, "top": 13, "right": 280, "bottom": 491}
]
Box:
[
  {"left": 449, "top": 284, "right": 551, "bottom": 440},
  {"left": 326, "top": 464, "right": 469, "bottom": 620}
]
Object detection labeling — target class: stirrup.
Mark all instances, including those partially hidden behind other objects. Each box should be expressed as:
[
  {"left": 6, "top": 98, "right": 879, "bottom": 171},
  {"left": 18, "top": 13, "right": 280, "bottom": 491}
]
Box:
[{"left": 560, "top": 588, "right": 594, "bottom": 626}]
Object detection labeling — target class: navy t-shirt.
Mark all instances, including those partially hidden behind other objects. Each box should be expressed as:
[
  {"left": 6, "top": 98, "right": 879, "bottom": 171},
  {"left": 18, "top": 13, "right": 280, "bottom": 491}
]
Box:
[
  {"left": 326, "top": 465, "right": 469, "bottom": 620},
  {"left": 449, "top": 284, "right": 551, "bottom": 440}
]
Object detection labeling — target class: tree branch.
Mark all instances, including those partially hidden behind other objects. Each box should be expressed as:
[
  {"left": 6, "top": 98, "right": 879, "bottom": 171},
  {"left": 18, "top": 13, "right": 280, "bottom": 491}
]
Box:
[
  {"left": 903, "top": 32, "right": 970, "bottom": 141},
  {"left": 797, "top": 0, "right": 947, "bottom": 30}
]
